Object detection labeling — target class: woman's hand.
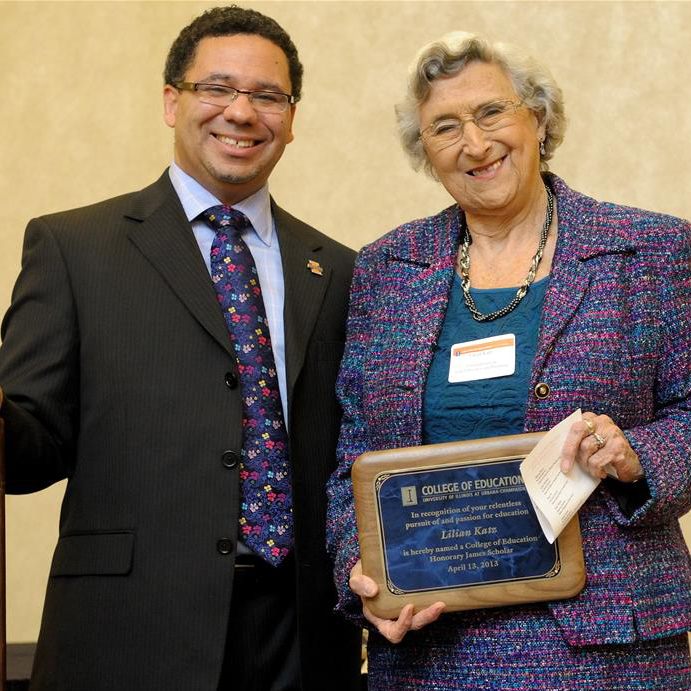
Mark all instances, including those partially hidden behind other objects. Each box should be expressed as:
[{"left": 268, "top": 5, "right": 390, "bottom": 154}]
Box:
[
  {"left": 349, "top": 559, "right": 445, "bottom": 643},
  {"left": 560, "top": 412, "right": 644, "bottom": 483}
]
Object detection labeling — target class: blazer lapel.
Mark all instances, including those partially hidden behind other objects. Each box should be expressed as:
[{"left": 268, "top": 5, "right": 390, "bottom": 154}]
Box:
[
  {"left": 532, "top": 175, "right": 636, "bottom": 380},
  {"left": 125, "top": 172, "right": 232, "bottom": 356},
  {"left": 272, "top": 203, "right": 330, "bottom": 408},
  {"left": 532, "top": 242, "right": 591, "bottom": 379},
  {"left": 384, "top": 206, "right": 464, "bottom": 365},
  {"left": 370, "top": 206, "right": 461, "bottom": 447}
]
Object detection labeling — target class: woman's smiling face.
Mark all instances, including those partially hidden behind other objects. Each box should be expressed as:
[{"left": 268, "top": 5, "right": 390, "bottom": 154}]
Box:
[{"left": 419, "top": 61, "right": 546, "bottom": 221}]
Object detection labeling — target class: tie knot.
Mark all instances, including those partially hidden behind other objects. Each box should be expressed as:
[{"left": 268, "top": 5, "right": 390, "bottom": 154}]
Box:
[{"left": 202, "top": 205, "right": 252, "bottom": 235}]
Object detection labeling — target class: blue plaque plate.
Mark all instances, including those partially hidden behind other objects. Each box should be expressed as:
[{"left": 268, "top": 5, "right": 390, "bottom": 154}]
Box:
[
  {"left": 377, "top": 458, "right": 558, "bottom": 594},
  {"left": 353, "top": 433, "right": 585, "bottom": 618}
]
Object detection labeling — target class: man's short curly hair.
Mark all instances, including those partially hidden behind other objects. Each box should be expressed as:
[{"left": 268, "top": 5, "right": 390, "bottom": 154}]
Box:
[{"left": 164, "top": 5, "right": 303, "bottom": 101}]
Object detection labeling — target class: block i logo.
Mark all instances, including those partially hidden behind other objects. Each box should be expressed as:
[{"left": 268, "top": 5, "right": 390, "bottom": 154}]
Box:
[{"left": 401, "top": 486, "right": 418, "bottom": 506}]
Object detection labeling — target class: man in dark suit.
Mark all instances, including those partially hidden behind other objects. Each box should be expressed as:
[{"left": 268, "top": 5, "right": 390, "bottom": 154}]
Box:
[{"left": 0, "top": 6, "right": 360, "bottom": 690}]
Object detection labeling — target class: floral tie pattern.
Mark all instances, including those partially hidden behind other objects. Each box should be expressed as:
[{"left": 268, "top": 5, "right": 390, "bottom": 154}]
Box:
[{"left": 203, "top": 205, "right": 292, "bottom": 566}]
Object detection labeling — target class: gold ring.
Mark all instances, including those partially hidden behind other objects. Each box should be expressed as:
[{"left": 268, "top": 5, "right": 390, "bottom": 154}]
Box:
[
  {"left": 593, "top": 431, "right": 605, "bottom": 450},
  {"left": 583, "top": 418, "right": 595, "bottom": 436}
]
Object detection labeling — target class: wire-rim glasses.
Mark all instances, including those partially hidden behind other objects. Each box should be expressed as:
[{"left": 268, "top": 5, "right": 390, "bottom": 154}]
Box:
[
  {"left": 175, "top": 82, "right": 296, "bottom": 114},
  {"left": 420, "top": 100, "right": 524, "bottom": 151}
]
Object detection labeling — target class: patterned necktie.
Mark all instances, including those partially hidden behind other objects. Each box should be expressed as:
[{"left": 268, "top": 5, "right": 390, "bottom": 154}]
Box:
[{"left": 203, "top": 205, "right": 292, "bottom": 566}]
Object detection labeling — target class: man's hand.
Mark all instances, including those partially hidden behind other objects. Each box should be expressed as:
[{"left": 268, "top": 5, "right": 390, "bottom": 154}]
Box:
[{"left": 349, "top": 559, "right": 445, "bottom": 643}]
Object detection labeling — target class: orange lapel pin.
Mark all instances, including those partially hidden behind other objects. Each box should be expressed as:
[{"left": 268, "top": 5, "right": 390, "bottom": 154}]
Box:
[{"left": 306, "top": 259, "right": 324, "bottom": 276}]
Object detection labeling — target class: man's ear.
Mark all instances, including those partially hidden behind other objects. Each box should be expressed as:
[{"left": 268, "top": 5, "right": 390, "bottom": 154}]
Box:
[
  {"left": 286, "top": 104, "right": 296, "bottom": 144},
  {"left": 163, "top": 85, "right": 179, "bottom": 128}
]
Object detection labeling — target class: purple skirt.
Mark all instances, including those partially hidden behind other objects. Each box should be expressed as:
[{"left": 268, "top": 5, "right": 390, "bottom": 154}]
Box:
[{"left": 367, "top": 604, "right": 691, "bottom": 690}]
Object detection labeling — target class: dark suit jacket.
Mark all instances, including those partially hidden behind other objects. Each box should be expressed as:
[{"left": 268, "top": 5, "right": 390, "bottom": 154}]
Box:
[{"left": 0, "top": 171, "right": 361, "bottom": 691}]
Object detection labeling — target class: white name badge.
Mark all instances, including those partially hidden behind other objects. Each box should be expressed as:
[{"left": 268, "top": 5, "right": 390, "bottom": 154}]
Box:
[{"left": 448, "top": 334, "right": 516, "bottom": 383}]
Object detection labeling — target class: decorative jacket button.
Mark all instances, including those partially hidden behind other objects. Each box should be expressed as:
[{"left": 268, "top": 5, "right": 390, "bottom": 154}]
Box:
[
  {"left": 217, "top": 538, "right": 234, "bottom": 555},
  {"left": 534, "top": 382, "right": 551, "bottom": 399},
  {"left": 222, "top": 450, "right": 240, "bottom": 469},
  {"left": 225, "top": 372, "right": 238, "bottom": 389}
]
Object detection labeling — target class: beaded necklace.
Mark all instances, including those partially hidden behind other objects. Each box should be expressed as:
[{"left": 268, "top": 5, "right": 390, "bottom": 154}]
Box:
[{"left": 458, "top": 184, "right": 554, "bottom": 322}]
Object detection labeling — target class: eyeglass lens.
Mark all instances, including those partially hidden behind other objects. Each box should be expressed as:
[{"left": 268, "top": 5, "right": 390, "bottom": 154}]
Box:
[
  {"left": 195, "top": 84, "right": 290, "bottom": 113},
  {"left": 424, "top": 101, "right": 521, "bottom": 148}
]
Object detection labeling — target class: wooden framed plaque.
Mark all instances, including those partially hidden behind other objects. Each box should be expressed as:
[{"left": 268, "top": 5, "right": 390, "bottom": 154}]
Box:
[{"left": 353, "top": 432, "right": 585, "bottom": 619}]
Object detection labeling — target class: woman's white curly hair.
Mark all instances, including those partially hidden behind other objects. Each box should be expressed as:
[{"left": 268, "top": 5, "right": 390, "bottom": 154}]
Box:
[{"left": 395, "top": 31, "right": 566, "bottom": 178}]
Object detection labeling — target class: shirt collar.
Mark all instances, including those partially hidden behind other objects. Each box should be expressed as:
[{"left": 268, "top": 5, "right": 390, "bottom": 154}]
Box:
[{"left": 168, "top": 161, "right": 273, "bottom": 246}]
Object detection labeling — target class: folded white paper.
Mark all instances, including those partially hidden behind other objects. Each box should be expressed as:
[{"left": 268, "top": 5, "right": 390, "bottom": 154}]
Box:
[{"left": 520, "top": 409, "right": 601, "bottom": 543}]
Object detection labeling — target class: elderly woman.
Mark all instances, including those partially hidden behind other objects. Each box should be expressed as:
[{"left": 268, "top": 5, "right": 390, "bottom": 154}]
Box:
[{"left": 326, "top": 31, "right": 691, "bottom": 690}]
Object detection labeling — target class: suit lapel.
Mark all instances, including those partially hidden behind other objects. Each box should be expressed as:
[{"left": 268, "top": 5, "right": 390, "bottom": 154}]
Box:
[
  {"left": 125, "top": 172, "right": 232, "bottom": 356},
  {"left": 273, "top": 203, "right": 330, "bottom": 407}
]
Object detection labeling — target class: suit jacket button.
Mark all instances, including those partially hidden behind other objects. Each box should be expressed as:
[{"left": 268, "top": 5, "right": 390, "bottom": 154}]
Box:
[
  {"left": 225, "top": 372, "right": 238, "bottom": 389},
  {"left": 534, "top": 382, "right": 551, "bottom": 399},
  {"left": 222, "top": 450, "right": 240, "bottom": 469},
  {"left": 217, "top": 538, "right": 234, "bottom": 555}
]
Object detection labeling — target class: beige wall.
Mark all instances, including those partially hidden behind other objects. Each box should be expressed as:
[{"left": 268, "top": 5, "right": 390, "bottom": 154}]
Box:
[{"left": 1, "top": 0, "right": 690, "bottom": 642}]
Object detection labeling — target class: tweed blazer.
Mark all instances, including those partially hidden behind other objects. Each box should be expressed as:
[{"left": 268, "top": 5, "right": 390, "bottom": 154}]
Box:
[{"left": 326, "top": 173, "right": 691, "bottom": 646}]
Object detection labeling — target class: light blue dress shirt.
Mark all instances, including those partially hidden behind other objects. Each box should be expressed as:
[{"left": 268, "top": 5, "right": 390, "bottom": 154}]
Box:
[{"left": 168, "top": 162, "right": 289, "bottom": 427}]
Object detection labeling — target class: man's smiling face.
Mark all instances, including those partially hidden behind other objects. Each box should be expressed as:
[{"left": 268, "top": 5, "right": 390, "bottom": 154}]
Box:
[{"left": 164, "top": 34, "right": 295, "bottom": 204}]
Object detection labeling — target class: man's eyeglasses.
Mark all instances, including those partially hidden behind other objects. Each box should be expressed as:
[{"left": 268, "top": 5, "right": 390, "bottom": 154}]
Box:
[
  {"left": 175, "top": 82, "right": 296, "bottom": 114},
  {"left": 420, "top": 100, "right": 524, "bottom": 151}
]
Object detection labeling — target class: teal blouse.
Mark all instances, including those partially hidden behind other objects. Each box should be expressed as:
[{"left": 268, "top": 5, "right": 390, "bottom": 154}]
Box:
[{"left": 422, "top": 273, "right": 549, "bottom": 444}]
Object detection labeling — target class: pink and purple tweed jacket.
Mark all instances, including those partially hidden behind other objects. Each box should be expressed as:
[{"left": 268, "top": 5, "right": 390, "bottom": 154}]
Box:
[{"left": 326, "top": 173, "right": 691, "bottom": 646}]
